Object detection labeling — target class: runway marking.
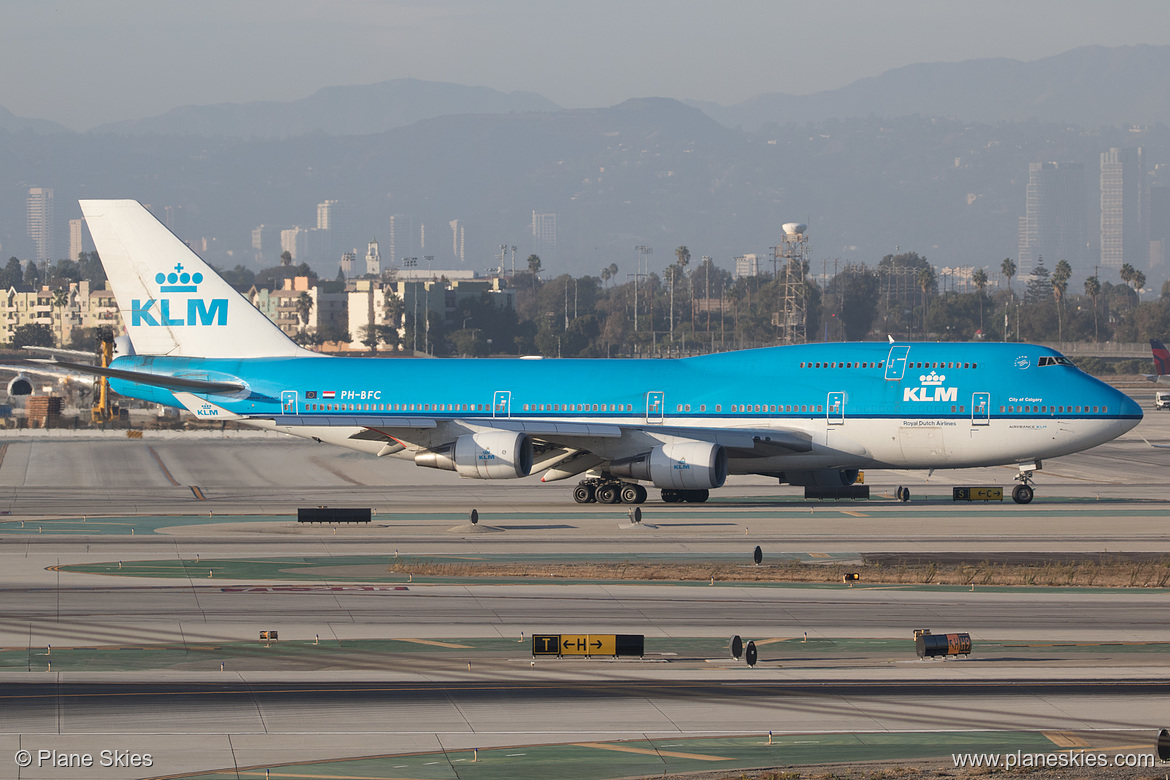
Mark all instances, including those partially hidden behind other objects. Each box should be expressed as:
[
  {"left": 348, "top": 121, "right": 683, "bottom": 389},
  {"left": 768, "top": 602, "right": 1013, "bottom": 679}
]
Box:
[
  {"left": 808, "top": 553, "right": 831, "bottom": 558},
  {"left": 1043, "top": 731, "right": 1090, "bottom": 748},
  {"left": 840, "top": 511, "right": 869, "bottom": 517},
  {"left": 395, "top": 638, "right": 472, "bottom": 649},
  {"left": 189, "top": 485, "right": 206, "bottom": 500},
  {"left": 751, "top": 638, "right": 792, "bottom": 646},
  {"left": 0, "top": 443, "right": 7, "bottom": 472},
  {"left": 146, "top": 445, "right": 180, "bottom": 486},
  {"left": 574, "top": 742, "right": 730, "bottom": 761}
]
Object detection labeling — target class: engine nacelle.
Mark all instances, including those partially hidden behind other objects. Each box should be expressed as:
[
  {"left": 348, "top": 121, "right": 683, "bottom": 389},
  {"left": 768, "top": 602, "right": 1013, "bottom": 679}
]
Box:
[
  {"left": 7, "top": 375, "right": 33, "bottom": 396},
  {"left": 611, "top": 441, "right": 727, "bottom": 490},
  {"left": 415, "top": 430, "right": 534, "bottom": 479},
  {"left": 779, "top": 469, "right": 860, "bottom": 487}
]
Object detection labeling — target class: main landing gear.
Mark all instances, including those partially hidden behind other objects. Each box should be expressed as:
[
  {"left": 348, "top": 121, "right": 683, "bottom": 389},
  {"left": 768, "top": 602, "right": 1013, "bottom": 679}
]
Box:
[{"left": 574, "top": 477, "right": 647, "bottom": 505}]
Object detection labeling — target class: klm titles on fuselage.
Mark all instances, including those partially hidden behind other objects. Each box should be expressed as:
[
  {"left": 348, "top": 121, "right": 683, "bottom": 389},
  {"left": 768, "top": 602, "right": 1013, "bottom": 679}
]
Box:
[{"left": 131, "top": 264, "right": 228, "bottom": 327}]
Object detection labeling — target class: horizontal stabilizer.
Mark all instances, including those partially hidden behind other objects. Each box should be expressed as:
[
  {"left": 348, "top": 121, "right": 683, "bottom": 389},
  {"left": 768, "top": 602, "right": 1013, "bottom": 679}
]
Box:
[{"left": 19, "top": 359, "right": 246, "bottom": 395}]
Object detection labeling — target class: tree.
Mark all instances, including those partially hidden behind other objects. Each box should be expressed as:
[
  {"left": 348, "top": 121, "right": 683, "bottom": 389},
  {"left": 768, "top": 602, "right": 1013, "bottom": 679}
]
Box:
[
  {"left": 830, "top": 263, "right": 880, "bottom": 339},
  {"left": 526, "top": 254, "right": 542, "bottom": 292},
  {"left": 1084, "top": 274, "right": 1101, "bottom": 342},
  {"left": 1001, "top": 257, "right": 1016, "bottom": 297},
  {"left": 11, "top": 323, "right": 53, "bottom": 349},
  {"left": 23, "top": 261, "right": 40, "bottom": 288},
  {"left": 600, "top": 266, "right": 611, "bottom": 287},
  {"left": 280, "top": 250, "right": 293, "bottom": 268},
  {"left": 1051, "top": 260, "right": 1071, "bottom": 342},
  {"left": 971, "top": 268, "right": 989, "bottom": 335},
  {"left": 0, "top": 257, "right": 22, "bottom": 289},
  {"left": 295, "top": 291, "right": 313, "bottom": 329}
]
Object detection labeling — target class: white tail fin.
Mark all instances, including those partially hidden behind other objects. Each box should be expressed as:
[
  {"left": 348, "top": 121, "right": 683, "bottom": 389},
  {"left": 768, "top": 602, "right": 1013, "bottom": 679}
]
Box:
[{"left": 79, "top": 200, "right": 310, "bottom": 358}]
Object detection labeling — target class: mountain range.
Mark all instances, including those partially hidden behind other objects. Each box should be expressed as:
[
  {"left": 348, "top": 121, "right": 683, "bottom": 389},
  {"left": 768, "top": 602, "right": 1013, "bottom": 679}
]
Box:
[
  {"left": 2, "top": 45, "right": 1169, "bottom": 288},
  {"left": 5, "top": 45, "right": 1170, "bottom": 137}
]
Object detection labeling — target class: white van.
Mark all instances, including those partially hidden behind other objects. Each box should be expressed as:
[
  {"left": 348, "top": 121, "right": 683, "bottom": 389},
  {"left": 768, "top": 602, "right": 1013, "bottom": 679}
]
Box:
[{"left": 1156, "top": 391, "right": 1170, "bottom": 410}]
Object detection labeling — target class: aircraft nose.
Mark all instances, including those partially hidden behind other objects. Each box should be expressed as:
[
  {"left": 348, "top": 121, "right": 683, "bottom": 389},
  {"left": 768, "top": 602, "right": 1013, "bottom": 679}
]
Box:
[{"left": 1116, "top": 390, "right": 1143, "bottom": 431}]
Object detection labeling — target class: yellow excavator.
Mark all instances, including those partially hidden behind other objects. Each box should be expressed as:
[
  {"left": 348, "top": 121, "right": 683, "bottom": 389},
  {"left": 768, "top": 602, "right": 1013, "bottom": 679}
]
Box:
[{"left": 90, "top": 329, "right": 115, "bottom": 424}]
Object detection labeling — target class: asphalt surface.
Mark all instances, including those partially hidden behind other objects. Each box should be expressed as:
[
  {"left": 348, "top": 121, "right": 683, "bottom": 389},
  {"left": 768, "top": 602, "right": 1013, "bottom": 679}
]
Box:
[{"left": 0, "top": 394, "right": 1168, "bottom": 778}]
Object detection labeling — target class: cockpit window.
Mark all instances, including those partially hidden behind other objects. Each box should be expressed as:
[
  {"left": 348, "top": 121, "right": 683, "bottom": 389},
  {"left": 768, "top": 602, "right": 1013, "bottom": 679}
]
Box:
[{"left": 1038, "top": 355, "right": 1076, "bottom": 367}]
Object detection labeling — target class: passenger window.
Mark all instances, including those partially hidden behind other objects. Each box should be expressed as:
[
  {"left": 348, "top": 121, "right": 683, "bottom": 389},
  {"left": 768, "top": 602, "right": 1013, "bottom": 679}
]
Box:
[
  {"left": 1102, "top": 406, "right": 1107, "bottom": 414},
  {"left": 951, "top": 405, "right": 956, "bottom": 413},
  {"left": 817, "top": 405, "right": 823, "bottom": 412},
  {"left": 959, "top": 405, "right": 964, "bottom": 413},
  {"left": 685, "top": 404, "right": 691, "bottom": 412},
  {"left": 715, "top": 404, "right": 721, "bottom": 412},
  {"left": 700, "top": 404, "right": 706, "bottom": 412}
]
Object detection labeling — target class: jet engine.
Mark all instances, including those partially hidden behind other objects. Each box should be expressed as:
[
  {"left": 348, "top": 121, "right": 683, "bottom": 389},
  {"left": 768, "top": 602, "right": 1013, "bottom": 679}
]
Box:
[
  {"left": 414, "top": 430, "right": 534, "bottom": 479},
  {"left": 779, "top": 469, "right": 860, "bottom": 487},
  {"left": 6, "top": 375, "right": 33, "bottom": 396},
  {"left": 611, "top": 441, "right": 727, "bottom": 490}
]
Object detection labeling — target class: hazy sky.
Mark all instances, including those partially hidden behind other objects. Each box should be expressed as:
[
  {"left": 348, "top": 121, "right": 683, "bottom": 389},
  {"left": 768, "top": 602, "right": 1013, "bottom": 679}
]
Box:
[{"left": 5, "top": 0, "right": 1170, "bottom": 131}]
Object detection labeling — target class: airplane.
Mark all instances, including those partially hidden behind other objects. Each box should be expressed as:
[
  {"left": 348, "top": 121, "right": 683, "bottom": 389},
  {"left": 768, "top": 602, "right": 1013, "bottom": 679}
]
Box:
[
  {"left": 1143, "top": 339, "right": 1170, "bottom": 383},
  {"left": 63, "top": 200, "right": 1141, "bottom": 506}
]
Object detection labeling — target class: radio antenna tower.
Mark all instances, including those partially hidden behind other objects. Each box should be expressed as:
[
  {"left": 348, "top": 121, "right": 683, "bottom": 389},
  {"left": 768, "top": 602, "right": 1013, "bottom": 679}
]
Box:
[{"left": 774, "top": 222, "right": 809, "bottom": 344}]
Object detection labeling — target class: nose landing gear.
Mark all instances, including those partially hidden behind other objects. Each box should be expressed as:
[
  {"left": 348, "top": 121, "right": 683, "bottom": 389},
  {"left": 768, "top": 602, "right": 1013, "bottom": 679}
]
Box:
[{"left": 1012, "top": 461, "right": 1041, "bottom": 504}]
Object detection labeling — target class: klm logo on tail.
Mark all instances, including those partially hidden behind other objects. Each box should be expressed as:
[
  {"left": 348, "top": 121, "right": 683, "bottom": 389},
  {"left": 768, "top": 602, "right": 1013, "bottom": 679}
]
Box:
[{"left": 131, "top": 264, "right": 227, "bottom": 327}]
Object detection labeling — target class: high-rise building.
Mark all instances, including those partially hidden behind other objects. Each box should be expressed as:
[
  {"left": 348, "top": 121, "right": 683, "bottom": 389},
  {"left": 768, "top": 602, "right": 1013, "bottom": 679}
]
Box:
[
  {"left": 531, "top": 211, "right": 557, "bottom": 266},
  {"left": 26, "top": 187, "right": 55, "bottom": 266},
  {"left": 734, "top": 254, "right": 760, "bottom": 279},
  {"left": 1100, "top": 147, "right": 1147, "bottom": 270},
  {"left": 316, "top": 200, "right": 346, "bottom": 259},
  {"left": 68, "top": 219, "right": 85, "bottom": 262},
  {"left": 449, "top": 219, "right": 465, "bottom": 264},
  {"left": 1018, "top": 162, "right": 1088, "bottom": 276},
  {"left": 1149, "top": 186, "right": 1170, "bottom": 271},
  {"left": 280, "top": 227, "right": 309, "bottom": 261},
  {"left": 389, "top": 215, "right": 421, "bottom": 265},
  {"left": 163, "top": 205, "right": 185, "bottom": 238}
]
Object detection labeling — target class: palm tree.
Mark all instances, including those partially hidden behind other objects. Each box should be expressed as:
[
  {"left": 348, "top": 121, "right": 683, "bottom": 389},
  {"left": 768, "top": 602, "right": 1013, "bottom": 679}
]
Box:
[
  {"left": 1051, "top": 260, "right": 1071, "bottom": 342},
  {"left": 1083, "top": 274, "right": 1101, "bottom": 343},
  {"left": 51, "top": 287, "right": 70, "bottom": 345},
  {"left": 600, "top": 267, "right": 611, "bottom": 288},
  {"left": 971, "top": 268, "right": 988, "bottom": 335},
  {"left": 295, "top": 291, "right": 313, "bottom": 330},
  {"left": 527, "top": 254, "right": 542, "bottom": 293},
  {"left": 1000, "top": 257, "right": 1016, "bottom": 297}
]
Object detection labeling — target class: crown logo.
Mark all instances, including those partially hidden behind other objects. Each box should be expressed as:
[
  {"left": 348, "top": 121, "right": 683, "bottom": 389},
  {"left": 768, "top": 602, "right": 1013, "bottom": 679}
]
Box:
[
  {"left": 155, "top": 263, "right": 204, "bottom": 293},
  {"left": 920, "top": 371, "right": 945, "bottom": 385}
]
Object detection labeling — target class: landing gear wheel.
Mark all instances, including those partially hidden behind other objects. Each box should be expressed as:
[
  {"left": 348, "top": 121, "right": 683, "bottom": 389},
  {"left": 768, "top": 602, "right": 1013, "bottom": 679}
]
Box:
[
  {"left": 596, "top": 484, "right": 620, "bottom": 504},
  {"left": 684, "top": 489, "right": 710, "bottom": 503},
  {"left": 573, "top": 484, "right": 595, "bottom": 504},
  {"left": 620, "top": 483, "right": 644, "bottom": 504},
  {"left": 661, "top": 489, "right": 681, "bottom": 503},
  {"left": 1012, "top": 484, "right": 1034, "bottom": 504},
  {"left": 896, "top": 486, "right": 910, "bottom": 502}
]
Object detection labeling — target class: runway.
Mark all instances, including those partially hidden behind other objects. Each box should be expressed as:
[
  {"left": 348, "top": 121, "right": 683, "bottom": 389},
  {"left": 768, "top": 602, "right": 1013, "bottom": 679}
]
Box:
[{"left": 0, "top": 407, "right": 1168, "bottom": 778}]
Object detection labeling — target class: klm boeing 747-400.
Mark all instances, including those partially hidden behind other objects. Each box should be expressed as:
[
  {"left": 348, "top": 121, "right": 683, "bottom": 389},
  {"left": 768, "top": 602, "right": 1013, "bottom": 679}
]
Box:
[{"left": 65, "top": 200, "right": 1142, "bottom": 505}]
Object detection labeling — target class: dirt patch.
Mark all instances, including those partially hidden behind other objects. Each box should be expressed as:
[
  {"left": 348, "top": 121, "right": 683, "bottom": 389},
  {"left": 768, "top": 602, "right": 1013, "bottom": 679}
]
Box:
[
  {"left": 651, "top": 759, "right": 1166, "bottom": 779},
  {"left": 387, "top": 555, "right": 1170, "bottom": 588}
]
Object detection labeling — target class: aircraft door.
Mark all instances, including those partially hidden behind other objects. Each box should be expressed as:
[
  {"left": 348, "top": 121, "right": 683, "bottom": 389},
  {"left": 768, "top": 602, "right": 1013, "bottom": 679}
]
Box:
[
  {"left": 885, "top": 346, "right": 910, "bottom": 380},
  {"left": 827, "top": 391, "right": 845, "bottom": 425},
  {"left": 972, "top": 392, "right": 990, "bottom": 426},
  {"left": 492, "top": 390, "right": 511, "bottom": 418},
  {"left": 645, "top": 391, "right": 665, "bottom": 424},
  {"left": 281, "top": 390, "right": 298, "bottom": 415}
]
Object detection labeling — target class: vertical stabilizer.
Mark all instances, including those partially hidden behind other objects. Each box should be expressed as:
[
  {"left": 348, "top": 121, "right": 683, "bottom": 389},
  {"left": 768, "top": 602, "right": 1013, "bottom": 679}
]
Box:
[
  {"left": 80, "top": 200, "right": 310, "bottom": 358},
  {"left": 1152, "top": 340, "right": 1170, "bottom": 377}
]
